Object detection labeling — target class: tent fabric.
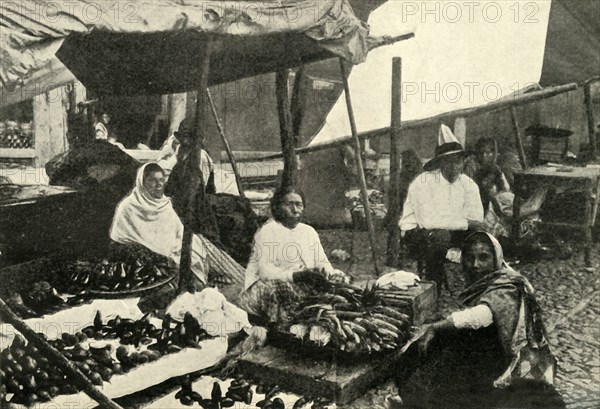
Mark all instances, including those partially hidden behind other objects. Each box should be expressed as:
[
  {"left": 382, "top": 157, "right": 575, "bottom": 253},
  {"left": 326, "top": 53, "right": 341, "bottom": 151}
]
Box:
[
  {"left": 309, "top": 1, "right": 555, "bottom": 147},
  {"left": 539, "top": 0, "right": 600, "bottom": 87},
  {"left": 1, "top": 0, "right": 370, "bottom": 94}
]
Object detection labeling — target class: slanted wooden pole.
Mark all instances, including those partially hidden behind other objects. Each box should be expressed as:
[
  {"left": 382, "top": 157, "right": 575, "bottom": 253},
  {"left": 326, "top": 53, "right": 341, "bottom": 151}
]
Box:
[
  {"left": 386, "top": 57, "right": 402, "bottom": 268},
  {"left": 206, "top": 88, "right": 245, "bottom": 198},
  {"left": 276, "top": 69, "right": 298, "bottom": 189},
  {"left": 584, "top": 81, "right": 598, "bottom": 158},
  {"left": 339, "top": 58, "right": 380, "bottom": 276},
  {"left": 179, "top": 41, "right": 213, "bottom": 294},
  {"left": 0, "top": 298, "right": 124, "bottom": 409},
  {"left": 509, "top": 106, "right": 528, "bottom": 169}
]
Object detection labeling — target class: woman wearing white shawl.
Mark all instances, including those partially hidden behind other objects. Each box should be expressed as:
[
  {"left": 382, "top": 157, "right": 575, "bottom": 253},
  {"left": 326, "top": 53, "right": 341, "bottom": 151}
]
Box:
[{"left": 109, "top": 163, "right": 208, "bottom": 285}]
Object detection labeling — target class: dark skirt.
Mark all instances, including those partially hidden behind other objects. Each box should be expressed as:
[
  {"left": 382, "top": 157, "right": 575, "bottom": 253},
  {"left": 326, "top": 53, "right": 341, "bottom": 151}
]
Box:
[{"left": 398, "top": 326, "right": 565, "bottom": 409}]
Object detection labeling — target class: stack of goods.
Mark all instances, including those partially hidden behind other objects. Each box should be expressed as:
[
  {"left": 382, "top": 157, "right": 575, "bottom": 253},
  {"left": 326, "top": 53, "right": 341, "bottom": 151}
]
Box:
[
  {"left": 55, "top": 246, "right": 177, "bottom": 295},
  {"left": 0, "top": 121, "right": 33, "bottom": 149},
  {"left": 284, "top": 283, "right": 412, "bottom": 354},
  {"left": 0, "top": 310, "right": 212, "bottom": 406}
]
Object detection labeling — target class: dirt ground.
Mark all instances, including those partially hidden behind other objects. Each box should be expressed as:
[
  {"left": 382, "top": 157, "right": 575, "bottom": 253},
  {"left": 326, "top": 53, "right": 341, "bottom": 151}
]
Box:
[{"left": 319, "top": 228, "right": 600, "bottom": 408}]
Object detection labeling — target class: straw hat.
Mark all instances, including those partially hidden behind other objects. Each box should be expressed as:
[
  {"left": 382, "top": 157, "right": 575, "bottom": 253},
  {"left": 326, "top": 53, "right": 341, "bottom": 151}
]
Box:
[{"left": 423, "top": 124, "right": 466, "bottom": 171}]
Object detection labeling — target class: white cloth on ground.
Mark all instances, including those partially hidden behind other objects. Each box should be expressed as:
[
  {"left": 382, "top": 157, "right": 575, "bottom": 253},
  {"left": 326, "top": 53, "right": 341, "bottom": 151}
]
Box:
[
  {"left": 450, "top": 304, "right": 494, "bottom": 329},
  {"left": 400, "top": 170, "right": 484, "bottom": 231},
  {"left": 244, "top": 219, "right": 335, "bottom": 290},
  {"left": 109, "top": 163, "right": 208, "bottom": 283},
  {"left": 166, "top": 288, "right": 251, "bottom": 336}
]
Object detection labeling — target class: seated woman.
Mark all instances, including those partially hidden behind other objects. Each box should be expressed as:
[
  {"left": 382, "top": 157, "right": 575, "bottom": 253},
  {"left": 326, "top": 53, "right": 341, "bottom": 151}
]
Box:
[
  {"left": 396, "top": 231, "right": 564, "bottom": 409},
  {"left": 464, "top": 137, "right": 513, "bottom": 239},
  {"left": 238, "top": 186, "right": 348, "bottom": 325},
  {"left": 109, "top": 163, "right": 208, "bottom": 288}
]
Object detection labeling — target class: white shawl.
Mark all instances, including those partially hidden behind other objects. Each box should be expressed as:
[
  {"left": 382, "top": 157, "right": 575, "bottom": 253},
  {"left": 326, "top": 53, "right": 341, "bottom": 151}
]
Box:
[{"left": 110, "top": 163, "right": 207, "bottom": 282}]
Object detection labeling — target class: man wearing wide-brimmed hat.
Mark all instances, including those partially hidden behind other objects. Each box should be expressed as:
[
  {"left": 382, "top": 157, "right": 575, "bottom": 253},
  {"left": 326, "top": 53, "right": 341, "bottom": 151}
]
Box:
[{"left": 400, "top": 125, "right": 485, "bottom": 293}]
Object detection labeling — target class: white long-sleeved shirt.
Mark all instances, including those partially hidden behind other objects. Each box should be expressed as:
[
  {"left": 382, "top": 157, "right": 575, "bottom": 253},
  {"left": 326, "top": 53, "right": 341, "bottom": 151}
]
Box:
[
  {"left": 244, "top": 219, "right": 334, "bottom": 290},
  {"left": 450, "top": 304, "right": 494, "bottom": 329},
  {"left": 399, "top": 170, "right": 484, "bottom": 231}
]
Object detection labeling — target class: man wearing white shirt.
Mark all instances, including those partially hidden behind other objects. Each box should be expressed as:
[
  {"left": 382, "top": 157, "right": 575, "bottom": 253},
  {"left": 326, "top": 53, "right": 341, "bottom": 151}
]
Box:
[{"left": 400, "top": 125, "right": 486, "bottom": 293}]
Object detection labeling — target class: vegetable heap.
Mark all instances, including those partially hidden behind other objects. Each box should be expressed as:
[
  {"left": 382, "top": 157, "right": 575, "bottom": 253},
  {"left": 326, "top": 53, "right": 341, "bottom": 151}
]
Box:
[{"left": 287, "top": 283, "right": 413, "bottom": 354}]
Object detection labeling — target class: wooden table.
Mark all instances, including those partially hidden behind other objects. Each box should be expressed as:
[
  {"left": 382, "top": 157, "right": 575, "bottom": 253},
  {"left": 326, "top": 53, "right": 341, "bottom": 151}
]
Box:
[
  {"left": 236, "top": 282, "right": 436, "bottom": 405},
  {"left": 512, "top": 166, "right": 600, "bottom": 265}
]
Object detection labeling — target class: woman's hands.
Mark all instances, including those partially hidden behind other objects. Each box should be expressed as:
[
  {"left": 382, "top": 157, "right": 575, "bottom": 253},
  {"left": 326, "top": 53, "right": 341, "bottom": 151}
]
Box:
[
  {"left": 417, "top": 318, "right": 454, "bottom": 356},
  {"left": 418, "top": 324, "right": 437, "bottom": 356},
  {"left": 292, "top": 269, "right": 329, "bottom": 287}
]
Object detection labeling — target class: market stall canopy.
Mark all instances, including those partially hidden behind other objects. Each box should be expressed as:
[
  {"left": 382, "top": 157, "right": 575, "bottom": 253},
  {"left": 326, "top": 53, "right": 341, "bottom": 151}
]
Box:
[
  {"left": 0, "top": 0, "right": 387, "bottom": 97},
  {"left": 309, "top": 0, "right": 597, "bottom": 148},
  {"left": 539, "top": 0, "right": 600, "bottom": 87}
]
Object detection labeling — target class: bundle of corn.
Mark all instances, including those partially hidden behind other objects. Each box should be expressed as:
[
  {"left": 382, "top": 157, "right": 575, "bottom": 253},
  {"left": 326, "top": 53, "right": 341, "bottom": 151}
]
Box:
[{"left": 287, "top": 284, "right": 412, "bottom": 354}]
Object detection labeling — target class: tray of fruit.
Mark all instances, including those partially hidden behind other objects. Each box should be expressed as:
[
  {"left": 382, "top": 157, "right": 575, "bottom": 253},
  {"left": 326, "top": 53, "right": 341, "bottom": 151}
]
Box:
[
  {"left": 55, "top": 255, "right": 178, "bottom": 298},
  {"left": 275, "top": 284, "right": 413, "bottom": 357},
  {"left": 0, "top": 309, "right": 228, "bottom": 407}
]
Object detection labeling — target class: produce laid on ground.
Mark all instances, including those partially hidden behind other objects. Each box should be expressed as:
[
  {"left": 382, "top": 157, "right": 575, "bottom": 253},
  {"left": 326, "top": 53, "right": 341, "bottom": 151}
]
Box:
[
  {"left": 0, "top": 310, "right": 212, "bottom": 406},
  {"left": 171, "top": 374, "right": 333, "bottom": 409},
  {"left": 285, "top": 283, "right": 413, "bottom": 354}
]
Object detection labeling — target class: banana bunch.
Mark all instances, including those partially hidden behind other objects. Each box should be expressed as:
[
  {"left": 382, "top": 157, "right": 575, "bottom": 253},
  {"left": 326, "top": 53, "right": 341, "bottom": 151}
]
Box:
[{"left": 287, "top": 285, "right": 412, "bottom": 354}]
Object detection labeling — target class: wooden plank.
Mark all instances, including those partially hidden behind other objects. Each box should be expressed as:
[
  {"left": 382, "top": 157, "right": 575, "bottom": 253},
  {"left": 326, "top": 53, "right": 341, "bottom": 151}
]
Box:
[
  {"left": 386, "top": 57, "right": 402, "bottom": 268},
  {"left": 240, "top": 83, "right": 578, "bottom": 162}
]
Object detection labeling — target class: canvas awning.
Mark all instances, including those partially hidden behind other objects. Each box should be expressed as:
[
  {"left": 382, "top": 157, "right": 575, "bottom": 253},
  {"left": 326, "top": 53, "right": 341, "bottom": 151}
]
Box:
[
  {"left": 309, "top": 0, "right": 599, "bottom": 149},
  {"left": 1, "top": 0, "right": 378, "bottom": 98}
]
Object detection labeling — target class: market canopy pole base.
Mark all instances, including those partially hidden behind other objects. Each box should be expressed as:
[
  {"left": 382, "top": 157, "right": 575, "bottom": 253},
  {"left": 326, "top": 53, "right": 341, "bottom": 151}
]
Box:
[
  {"left": 339, "top": 58, "right": 380, "bottom": 276},
  {"left": 386, "top": 57, "right": 402, "bottom": 268},
  {"left": 179, "top": 41, "right": 213, "bottom": 294},
  {"left": 0, "top": 297, "right": 125, "bottom": 409},
  {"left": 206, "top": 88, "right": 245, "bottom": 198},
  {"left": 276, "top": 69, "right": 298, "bottom": 189}
]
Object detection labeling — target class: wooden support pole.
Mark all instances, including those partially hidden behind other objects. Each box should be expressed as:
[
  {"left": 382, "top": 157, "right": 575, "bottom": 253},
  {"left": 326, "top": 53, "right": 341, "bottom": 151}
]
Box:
[
  {"left": 206, "top": 88, "right": 245, "bottom": 198},
  {"left": 276, "top": 69, "right": 298, "bottom": 189},
  {"left": 0, "top": 298, "right": 124, "bottom": 409},
  {"left": 584, "top": 82, "right": 597, "bottom": 158},
  {"left": 386, "top": 57, "right": 402, "bottom": 268},
  {"left": 509, "top": 106, "right": 528, "bottom": 169},
  {"left": 291, "top": 65, "right": 306, "bottom": 140},
  {"left": 339, "top": 58, "right": 380, "bottom": 276},
  {"left": 179, "top": 41, "right": 213, "bottom": 294}
]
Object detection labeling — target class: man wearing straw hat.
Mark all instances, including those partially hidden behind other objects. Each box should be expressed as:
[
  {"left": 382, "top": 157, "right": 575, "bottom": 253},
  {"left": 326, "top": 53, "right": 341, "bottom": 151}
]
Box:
[{"left": 400, "top": 125, "right": 485, "bottom": 293}]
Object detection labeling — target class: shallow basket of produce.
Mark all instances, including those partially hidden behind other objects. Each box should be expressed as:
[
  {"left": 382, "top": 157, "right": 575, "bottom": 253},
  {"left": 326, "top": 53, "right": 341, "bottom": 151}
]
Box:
[{"left": 0, "top": 301, "right": 227, "bottom": 407}]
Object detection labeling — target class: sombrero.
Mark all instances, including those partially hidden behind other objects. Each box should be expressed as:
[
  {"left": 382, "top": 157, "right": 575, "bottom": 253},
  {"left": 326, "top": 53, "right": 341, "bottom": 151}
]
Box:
[{"left": 423, "top": 124, "right": 466, "bottom": 171}]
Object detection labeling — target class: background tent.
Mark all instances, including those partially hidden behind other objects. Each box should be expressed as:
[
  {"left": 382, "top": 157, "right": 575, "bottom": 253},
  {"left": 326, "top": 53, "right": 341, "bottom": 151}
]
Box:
[
  {"left": 539, "top": 0, "right": 600, "bottom": 87},
  {"left": 309, "top": 0, "right": 554, "bottom": 148}
]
